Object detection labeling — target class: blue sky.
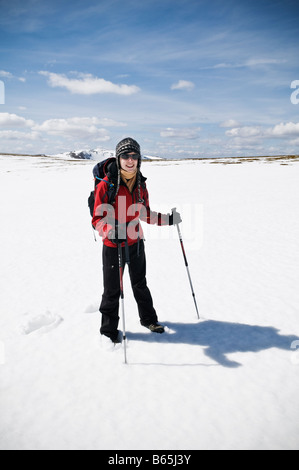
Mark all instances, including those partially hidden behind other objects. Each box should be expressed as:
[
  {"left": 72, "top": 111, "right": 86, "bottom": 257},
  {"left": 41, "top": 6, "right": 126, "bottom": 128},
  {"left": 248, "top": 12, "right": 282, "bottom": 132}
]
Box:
[{"left": 0, "top": 0, "right": 299, "bottom": 157}]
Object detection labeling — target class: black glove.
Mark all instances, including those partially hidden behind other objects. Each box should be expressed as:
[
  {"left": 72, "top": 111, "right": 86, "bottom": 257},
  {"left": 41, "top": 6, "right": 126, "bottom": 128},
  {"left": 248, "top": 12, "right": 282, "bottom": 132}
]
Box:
[
  {"left": 169, "top": 210, "right": 182, "bottom": 226},
  {"left": 108, "top": 227, "right": 119, "bottom": 244},
  {"left": 108, "top": 223, "right": 127, "bottom": 244}
]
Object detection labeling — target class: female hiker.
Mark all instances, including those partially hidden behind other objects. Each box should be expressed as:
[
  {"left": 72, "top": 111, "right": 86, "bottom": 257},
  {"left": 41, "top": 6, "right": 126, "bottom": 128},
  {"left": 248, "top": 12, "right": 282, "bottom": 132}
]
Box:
[{"left": 92, "top": 137, "right": 181, "bottom": 344}]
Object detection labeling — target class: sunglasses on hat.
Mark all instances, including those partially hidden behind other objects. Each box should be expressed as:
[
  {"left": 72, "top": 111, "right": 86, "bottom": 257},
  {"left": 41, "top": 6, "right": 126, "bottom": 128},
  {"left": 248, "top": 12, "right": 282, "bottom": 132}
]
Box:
[{"left": 119, "top": 152, "right": 140, "bottom": 160}]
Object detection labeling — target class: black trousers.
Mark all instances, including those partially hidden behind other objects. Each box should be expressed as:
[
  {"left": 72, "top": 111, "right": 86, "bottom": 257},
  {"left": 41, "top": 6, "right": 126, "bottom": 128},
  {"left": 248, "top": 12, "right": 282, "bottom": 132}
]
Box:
[{"left": 100, "top": 240, "right": 158, "bottom": 339}]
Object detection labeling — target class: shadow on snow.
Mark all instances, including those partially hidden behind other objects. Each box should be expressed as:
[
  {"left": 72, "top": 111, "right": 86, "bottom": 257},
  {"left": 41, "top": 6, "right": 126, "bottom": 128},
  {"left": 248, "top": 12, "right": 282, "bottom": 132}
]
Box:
[{"left": 127, "top": 320, "right": 299, "bottom": 367}]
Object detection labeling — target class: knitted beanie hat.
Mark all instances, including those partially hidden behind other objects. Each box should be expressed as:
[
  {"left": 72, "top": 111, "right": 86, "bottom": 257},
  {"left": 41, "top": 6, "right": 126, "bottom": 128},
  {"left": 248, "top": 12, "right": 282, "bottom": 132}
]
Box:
[{"left": 115, "top": 137, "right": 141, "bottom": 163}]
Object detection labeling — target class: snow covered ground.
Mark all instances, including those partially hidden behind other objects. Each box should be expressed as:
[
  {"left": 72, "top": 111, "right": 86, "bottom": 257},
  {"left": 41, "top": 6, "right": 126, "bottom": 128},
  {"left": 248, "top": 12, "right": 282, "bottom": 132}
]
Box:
[{"left": 0, "top": 153, "right": 299, "bottom": 450}]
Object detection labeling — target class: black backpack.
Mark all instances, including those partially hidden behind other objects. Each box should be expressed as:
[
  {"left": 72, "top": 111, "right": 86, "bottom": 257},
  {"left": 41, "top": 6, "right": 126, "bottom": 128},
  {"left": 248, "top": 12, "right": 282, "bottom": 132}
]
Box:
[{"left": 88, "top": 158, "right": 116, "bottom": 220}]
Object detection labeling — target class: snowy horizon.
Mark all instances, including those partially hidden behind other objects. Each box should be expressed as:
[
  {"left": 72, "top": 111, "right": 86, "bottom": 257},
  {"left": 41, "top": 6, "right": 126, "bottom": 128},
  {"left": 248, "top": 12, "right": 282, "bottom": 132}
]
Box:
[
  {"left": 1, "top": 147, "right": 299, "bottom": 162},
  {"left": 1, "top": 153, "right": 299, "bottom": 450}
]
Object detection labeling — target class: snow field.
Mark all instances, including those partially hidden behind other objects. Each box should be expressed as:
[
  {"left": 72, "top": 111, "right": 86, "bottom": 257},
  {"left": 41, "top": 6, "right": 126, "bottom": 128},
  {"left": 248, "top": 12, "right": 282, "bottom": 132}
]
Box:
[{"left": 0, "top": 154, "right": 299, "bottom": 450}]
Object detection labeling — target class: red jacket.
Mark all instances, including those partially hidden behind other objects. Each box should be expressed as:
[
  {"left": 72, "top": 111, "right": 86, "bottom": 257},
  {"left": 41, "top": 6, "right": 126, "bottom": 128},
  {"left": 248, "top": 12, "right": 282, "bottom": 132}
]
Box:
[{"left": 92, "top": 167, "right": 170, "bottom": 247}]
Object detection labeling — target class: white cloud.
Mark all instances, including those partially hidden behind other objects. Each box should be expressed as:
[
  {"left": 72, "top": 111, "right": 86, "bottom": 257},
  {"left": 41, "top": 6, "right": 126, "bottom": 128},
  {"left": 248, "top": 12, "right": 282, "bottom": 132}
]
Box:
[
  {"left": 0, "top": 130, "right": 39, "bottom": 140},
  {"left": 225, "top": 126, "right": 263, "bottom": 138},
  {"left": 203, "top": 58, "right": 285, "bottom": 70},
  {"left": 171, "top": 80, "right": 195, "bottom": 91},
  {"left": 0, "top": 113, "right": 34, "bottom": 128},
  {"left": 160, "top": 127, "right": 200, "bottom": 139},
  {"left": 39, "top": 71, "right": 140, "bottom": 96},
  {"left": 220, "top": 119, "right": 241, "bottom": 128},
  {"left": 0, "top": 113, "right": 127, "bottom": 148},
  {"left": 226, "top": 122, "right": 299, "bottom": 140},
  {"left": 0, "top": 70, "right": 26, "bottom": 82},
  {"left": 0, "top": 70, "right": 13, "bottom": 78},
  {"left": 245, "top": 58, "right": 286, "bottom": 67},
  {"left": 270, "top": 122, "right": 299, "bottom": 137},
  {"left": 33, "top": 117, "right": 112, "bottom": 141}
]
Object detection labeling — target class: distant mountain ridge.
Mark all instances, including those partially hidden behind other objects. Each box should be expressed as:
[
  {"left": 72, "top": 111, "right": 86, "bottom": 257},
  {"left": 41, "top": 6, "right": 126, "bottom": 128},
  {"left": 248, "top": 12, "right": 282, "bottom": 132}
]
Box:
[{"left": 52, "top": 148, "right": 163, "bottom": 161}]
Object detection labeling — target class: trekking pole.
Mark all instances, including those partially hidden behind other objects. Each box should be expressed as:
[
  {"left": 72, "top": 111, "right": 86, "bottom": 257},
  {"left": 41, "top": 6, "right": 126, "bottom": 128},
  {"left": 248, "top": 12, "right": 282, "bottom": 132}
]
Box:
[
  {"left": 172, "top": 208, "right": 200, "bottom": 319},
  {"left": 117, "top": 242, "right": 127, "bottom": 364}
]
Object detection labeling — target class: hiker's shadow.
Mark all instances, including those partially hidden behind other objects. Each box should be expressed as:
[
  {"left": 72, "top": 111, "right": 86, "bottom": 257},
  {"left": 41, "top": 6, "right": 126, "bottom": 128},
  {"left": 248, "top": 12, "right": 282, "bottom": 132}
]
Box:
[{"left": 128, "top": 320, "right": 299, "bottom": 367}]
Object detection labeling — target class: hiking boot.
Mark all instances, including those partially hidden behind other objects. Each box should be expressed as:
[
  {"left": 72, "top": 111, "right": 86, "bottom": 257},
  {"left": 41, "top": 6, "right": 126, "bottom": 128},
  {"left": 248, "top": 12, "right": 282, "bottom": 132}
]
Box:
[
  {"left": 144, "top": 323, "right": 165, "bottom": 334},
  {"left": 111, "top": 330, "right": 123, "bottom": 344}
]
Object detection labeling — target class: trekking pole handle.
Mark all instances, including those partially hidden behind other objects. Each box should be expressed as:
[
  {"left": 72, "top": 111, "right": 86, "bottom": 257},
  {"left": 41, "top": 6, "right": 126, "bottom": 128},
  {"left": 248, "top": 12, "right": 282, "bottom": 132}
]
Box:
[
  {"left": 171, "top": 207, "right": 179, "bottom": 224},
  {"left": 171, "top": 207, "right": 182, "bottom": 234}
]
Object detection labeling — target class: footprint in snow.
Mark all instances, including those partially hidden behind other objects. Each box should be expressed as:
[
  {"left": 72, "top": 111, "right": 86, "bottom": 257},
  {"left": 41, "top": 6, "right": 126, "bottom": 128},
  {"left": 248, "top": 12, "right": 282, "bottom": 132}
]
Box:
[
  {"left": 84, "top": 302, "right": 99, "bottom": 314},
  {"left": 20, "top": 311, "right": 63, "bottom": 335}
]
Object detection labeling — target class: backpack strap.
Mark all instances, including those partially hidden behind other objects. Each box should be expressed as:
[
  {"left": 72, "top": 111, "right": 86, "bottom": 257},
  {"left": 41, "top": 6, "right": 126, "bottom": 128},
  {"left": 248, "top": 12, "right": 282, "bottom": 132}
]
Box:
[{"left": 95, "top": 175, "right": 114, "bottom": 188}]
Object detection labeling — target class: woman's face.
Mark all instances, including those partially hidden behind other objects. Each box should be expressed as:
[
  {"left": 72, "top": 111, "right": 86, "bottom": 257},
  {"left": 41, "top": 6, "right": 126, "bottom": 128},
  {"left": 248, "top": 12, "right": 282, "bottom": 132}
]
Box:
[{"left": 119, "top": 153, "right": 139, "bottom": 173}]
